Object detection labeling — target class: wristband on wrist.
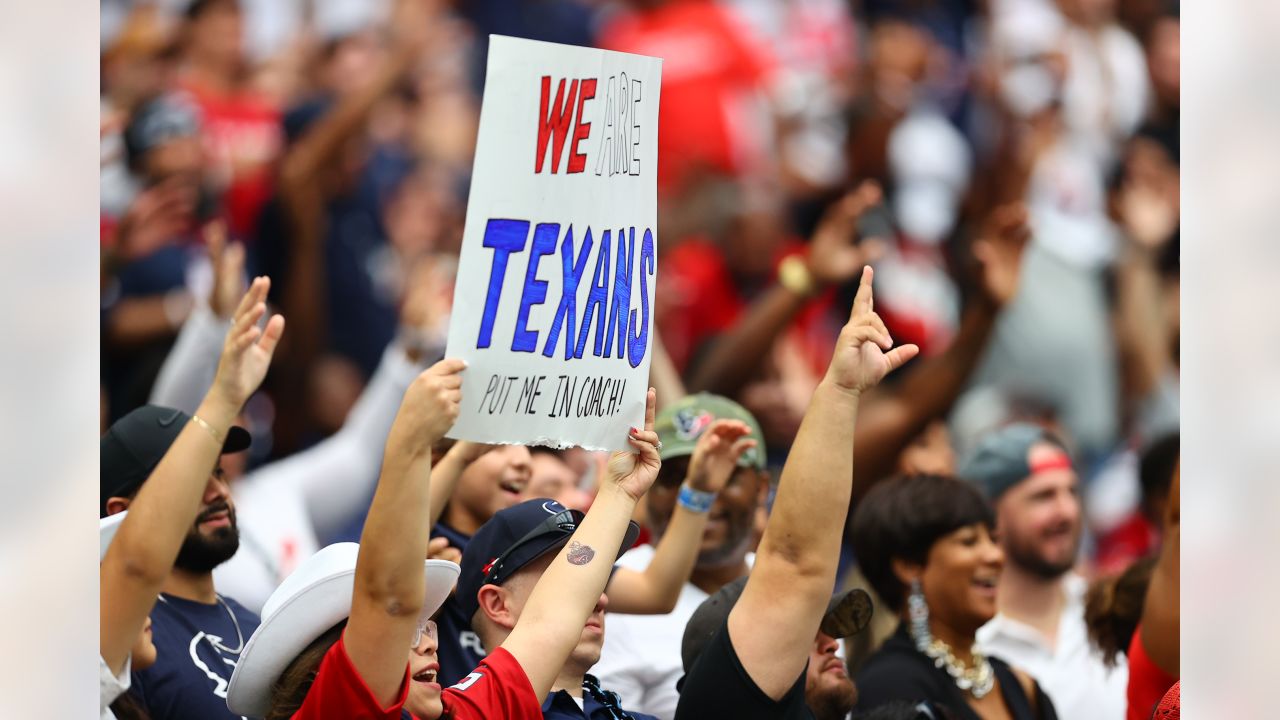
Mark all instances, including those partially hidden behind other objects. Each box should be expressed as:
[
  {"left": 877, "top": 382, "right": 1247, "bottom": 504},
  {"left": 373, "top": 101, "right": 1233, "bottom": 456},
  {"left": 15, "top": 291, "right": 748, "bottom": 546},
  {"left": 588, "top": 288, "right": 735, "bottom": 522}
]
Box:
[
  {"left": 678, "top": 485, "right": 716, "bottom": 513},
  {"left": 190, "top": 414, "right": 225, "bottom": 446},
  {"left": 778, "top": 255, "right": 817, "bottom": 298}
]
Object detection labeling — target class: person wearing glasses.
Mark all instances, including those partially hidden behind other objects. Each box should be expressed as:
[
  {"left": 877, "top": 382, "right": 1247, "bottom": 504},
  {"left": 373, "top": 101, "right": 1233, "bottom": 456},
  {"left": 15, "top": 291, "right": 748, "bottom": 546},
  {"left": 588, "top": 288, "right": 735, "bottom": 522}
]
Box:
[
  {"left": 674, "top": 267, "right": 920, "bottom": 720},
  {"left": 226, "top": 372, "right": 664, "bottom": 720}
]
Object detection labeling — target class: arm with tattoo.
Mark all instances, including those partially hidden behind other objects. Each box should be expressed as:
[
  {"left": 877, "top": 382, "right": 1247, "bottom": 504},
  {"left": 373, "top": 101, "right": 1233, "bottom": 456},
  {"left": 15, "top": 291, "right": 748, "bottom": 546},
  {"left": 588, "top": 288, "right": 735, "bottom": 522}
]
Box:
[{"left": 499, "top": 389, "right": 662, "bottom": 700}]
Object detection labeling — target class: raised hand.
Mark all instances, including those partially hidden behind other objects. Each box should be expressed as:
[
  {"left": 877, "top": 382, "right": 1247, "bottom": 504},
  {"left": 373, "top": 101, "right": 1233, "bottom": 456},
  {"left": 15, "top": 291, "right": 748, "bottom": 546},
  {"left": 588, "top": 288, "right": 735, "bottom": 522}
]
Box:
[
  {"left": 205, "top": 220, "right": 247, "bottom": 320},
  {"left": 389, "top": 358, "right": 466, "bottom": 457},
  {"left": 210, "top": 277, "right": 285, "bottom": 409},
  {"left": 973, "top": 203, "right": 1031, "bottom": 307},
  {"left": 807, "top": 181, "right": 887, "bottom": 287},
  {"left": 605, "top": 388, "right": 661, "bottom": 501},
  {"left": 113, "top": 178, "right": 192, "bottom": 261},
  {"left": 825, "top": 267, "right": 919, "bottom": 396},
  {"left": 685, "top": 419, "right": 757, "bottom": 494}
]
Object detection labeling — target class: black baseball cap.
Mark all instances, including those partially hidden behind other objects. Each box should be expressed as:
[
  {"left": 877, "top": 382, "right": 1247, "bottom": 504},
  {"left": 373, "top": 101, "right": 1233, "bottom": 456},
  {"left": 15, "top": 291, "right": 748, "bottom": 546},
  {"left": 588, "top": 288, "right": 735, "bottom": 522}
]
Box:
[
  {"left": 679, "top": 575, "right": 874, "bottom": 690},
  {"left": 101, "top": 405, "right": 251, "bottom": 517},
  {"left": 456, "top": 498, "right": 640, "bottom": 626}
]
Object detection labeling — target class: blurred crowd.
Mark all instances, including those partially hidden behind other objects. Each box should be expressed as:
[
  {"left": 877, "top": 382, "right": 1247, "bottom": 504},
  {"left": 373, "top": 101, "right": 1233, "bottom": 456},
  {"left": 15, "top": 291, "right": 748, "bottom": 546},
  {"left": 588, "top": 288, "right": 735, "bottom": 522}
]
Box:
[{"left": 98, "top": 0, "right": 1180, "bottom": 718}]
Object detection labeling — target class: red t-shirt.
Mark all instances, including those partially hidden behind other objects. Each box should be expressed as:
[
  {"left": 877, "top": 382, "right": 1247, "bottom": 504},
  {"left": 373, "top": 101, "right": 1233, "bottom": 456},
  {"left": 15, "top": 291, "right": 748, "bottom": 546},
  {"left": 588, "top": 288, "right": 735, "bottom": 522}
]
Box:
[
  {"left": 179, "top": 79, "right": 283, "bottom": 239},
  {"left": 294, "top": 633, "right": 541, "bottom": 719},
  {"left": 597, "top": 0, "right": 775, "bottom": 191},
  {"left": 1126, "top": 623, "right": 1178, "bottom": 720}
]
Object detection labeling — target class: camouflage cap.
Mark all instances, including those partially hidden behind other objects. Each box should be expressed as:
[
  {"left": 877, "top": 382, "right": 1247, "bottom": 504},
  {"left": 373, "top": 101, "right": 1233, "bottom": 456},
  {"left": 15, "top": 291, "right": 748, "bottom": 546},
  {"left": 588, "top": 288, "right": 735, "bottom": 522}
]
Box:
[{"left": 654, "top": 393, "right": 766, "bottom": 470}]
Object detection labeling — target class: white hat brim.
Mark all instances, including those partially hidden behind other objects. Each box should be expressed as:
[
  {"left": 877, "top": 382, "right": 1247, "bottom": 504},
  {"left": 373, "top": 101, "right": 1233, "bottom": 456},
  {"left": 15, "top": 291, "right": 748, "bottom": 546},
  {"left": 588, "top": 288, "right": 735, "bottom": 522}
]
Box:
[
  {"left": 100, "top": 512, "right": 127, "bottom": 561},
  {"left": 227, "top": 544, "right": 459, "bottom": 717}
]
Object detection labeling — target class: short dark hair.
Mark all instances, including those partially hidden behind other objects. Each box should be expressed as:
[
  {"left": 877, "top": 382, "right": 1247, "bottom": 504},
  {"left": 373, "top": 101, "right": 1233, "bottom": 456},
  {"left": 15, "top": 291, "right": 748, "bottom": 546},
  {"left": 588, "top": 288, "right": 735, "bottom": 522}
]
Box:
[{"left": 850, "top": 475, "right": 994, "bottom": 613}]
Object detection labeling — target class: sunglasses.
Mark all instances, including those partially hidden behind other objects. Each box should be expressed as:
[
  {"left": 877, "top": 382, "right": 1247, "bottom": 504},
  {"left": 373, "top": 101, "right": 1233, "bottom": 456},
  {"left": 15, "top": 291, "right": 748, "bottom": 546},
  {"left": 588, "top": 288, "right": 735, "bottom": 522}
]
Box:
[{"left": 481, "top": 508, "right": 584, "bottom": 587}]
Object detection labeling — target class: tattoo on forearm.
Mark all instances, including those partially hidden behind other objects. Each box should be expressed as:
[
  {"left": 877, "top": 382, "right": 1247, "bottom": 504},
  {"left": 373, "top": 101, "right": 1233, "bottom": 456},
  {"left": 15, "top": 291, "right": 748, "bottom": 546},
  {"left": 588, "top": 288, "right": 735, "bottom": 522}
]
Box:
[{"left": 566, "top": 540, "right": 596, "bottom": 566}]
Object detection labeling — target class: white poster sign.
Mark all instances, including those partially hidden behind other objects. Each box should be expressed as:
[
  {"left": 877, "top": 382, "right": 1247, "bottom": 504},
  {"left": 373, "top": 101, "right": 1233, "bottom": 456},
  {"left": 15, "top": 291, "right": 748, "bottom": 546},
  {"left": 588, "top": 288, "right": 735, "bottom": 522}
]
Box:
[{"left": 444, "top": 35, "right": 662, "bottom": 451}]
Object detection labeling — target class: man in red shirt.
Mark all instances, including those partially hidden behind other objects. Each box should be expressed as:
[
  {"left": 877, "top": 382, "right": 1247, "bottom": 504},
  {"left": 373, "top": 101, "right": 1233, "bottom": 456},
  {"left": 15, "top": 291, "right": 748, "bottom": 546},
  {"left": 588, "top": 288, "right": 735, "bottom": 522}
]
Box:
[{"left": 177, "top": 0, "right": 282, "bottom": 239}]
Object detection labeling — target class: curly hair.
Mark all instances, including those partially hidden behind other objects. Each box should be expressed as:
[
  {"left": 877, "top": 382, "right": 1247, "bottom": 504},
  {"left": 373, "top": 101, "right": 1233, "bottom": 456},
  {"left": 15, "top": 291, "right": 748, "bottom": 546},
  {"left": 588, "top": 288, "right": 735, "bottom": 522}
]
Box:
[{"left": 1084, "top": 555, "right": 1157, "bottom": 668}]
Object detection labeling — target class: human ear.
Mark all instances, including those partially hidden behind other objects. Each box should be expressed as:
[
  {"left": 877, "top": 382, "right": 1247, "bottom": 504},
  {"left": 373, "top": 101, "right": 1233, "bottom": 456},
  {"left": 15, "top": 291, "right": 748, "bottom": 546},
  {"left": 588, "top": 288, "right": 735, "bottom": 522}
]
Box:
[
  {"left": 105, "top": 497, "right": 132, "bottom": 516},
  {"left": 476, "top": 585, "right": 518, "bottom": 632}
]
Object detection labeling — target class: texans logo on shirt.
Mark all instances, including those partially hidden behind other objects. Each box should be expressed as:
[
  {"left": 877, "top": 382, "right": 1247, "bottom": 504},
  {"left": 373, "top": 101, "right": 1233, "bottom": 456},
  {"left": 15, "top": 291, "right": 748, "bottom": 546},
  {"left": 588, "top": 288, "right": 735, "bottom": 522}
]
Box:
[{"left": 673, "top": 409, "right": 713, "bottom": 441}]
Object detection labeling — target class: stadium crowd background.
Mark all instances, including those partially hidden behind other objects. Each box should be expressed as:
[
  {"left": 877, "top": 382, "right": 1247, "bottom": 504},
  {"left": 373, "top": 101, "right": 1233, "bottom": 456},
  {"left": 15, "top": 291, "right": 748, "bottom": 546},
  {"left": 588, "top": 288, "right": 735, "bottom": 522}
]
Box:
[{"left": 96, "top": 0, "right": 1180, "bottom": 717}]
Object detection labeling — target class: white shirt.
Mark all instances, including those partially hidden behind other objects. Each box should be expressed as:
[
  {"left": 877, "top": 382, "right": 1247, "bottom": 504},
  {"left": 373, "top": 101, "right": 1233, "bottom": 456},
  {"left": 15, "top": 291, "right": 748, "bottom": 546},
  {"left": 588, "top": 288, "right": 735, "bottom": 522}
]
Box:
[
  {"left": 977, "top": 574, "right": 1128, "bottom": 720},
  {"left": 593, "top": 544, "right": 753, "bottom": 720},
  {"left": 99, "top": 655, "right": 129, "bottom": 720}
]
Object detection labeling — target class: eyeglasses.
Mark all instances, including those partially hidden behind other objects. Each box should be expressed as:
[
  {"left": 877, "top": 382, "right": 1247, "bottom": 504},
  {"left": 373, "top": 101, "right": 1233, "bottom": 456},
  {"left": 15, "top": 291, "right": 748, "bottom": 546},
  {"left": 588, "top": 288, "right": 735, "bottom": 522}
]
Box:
[
  {"left": 481, "top": 508, "right": 583, "bottom": 587},
  {"left": 582, "top": 673, "right": 635, "bottom": 720},
  {"left": 411, "top": 619, "right": 438, "bottom": 648}
]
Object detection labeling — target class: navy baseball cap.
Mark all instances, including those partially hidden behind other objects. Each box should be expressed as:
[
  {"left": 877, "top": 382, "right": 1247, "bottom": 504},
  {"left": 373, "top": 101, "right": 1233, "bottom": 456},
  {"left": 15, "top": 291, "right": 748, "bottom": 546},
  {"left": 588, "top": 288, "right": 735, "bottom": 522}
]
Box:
[
  {"left": 101, "top": 405, "right": 250, "bottom": 517},
  {"left": 456, "top": 498, "right": 640, "bottom": 626}
]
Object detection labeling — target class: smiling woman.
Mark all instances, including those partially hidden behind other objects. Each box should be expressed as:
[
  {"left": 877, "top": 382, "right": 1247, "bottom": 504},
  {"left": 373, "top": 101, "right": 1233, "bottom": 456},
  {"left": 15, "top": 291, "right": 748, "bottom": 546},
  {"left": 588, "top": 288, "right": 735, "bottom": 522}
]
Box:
[{"left": 850, "top": 475, "right": 1059, "bottom": 720}]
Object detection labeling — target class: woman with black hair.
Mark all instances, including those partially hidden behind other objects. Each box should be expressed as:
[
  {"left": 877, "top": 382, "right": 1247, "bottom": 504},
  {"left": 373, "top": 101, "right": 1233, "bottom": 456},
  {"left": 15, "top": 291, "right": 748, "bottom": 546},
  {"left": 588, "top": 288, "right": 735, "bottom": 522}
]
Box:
[{"left": 850, "top": 474, "right": 1057, "bottom": 720}]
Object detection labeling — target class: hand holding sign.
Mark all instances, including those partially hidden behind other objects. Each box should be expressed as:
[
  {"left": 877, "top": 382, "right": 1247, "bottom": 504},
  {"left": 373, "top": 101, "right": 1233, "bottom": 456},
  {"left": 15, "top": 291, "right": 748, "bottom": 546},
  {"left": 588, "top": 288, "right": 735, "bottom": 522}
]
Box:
[
  {"left": 389, "top": 358, "right": 466, "bottom": 458},
  {"left": 825, "top": 267, "right": 919, "bottom": 396},
  {"left": 606, "top": 387, "right": 661, "bottom": 501}
]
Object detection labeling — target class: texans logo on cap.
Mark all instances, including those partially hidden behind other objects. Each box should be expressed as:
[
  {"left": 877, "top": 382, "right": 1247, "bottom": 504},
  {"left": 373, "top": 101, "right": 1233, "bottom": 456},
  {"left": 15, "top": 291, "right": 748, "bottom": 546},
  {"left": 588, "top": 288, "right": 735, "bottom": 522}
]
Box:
[
  {"left": 673, "top": 409, "right": 714, "bottom": 441},
  {"left": 542, "top": 500, "right": 566, "bottom": 515}
]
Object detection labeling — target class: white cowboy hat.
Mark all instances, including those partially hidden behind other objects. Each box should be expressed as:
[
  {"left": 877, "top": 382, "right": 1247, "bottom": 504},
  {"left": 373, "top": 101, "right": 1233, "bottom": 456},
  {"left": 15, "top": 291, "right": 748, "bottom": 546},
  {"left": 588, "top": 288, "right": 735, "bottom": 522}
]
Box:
[
  {"left": 100, "top": 512, "right": 127, "bottom": 560},
  {"left": 226, "top": 542, "right": 460, "bottom": 717}
]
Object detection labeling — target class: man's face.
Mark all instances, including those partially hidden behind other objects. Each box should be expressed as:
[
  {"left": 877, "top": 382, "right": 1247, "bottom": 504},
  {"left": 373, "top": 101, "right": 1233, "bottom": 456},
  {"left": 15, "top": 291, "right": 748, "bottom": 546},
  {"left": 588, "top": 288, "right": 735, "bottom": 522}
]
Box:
[
  {"left": 497, "top": 552, "right": 608, "bottom": 670},
  {"left": 804, "top": 632, "right": 857, "bottom": 720},
  {"left": 646, "top": 455, "right": 765, "bottom": 567},
  {"left": 173, "top": 462, "right": 240, "bottom": 573},
  {"left": 995, "top": 442, "right": 1081, "bottom": 579}
]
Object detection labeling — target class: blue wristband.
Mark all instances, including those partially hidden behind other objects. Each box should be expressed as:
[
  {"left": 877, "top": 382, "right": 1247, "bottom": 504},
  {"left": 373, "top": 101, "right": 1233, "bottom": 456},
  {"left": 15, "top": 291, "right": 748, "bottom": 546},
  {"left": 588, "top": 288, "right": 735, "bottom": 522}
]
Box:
[{"left": 678, "top": 485, "right": 716, "bottom": 513}]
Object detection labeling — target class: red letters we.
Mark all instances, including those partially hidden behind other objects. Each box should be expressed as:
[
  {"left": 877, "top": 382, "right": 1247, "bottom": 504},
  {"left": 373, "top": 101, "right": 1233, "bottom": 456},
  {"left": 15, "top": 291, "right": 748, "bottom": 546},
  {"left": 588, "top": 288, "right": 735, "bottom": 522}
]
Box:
[{"left": 535, "top": 76, "right": 597, "bottom": 174}]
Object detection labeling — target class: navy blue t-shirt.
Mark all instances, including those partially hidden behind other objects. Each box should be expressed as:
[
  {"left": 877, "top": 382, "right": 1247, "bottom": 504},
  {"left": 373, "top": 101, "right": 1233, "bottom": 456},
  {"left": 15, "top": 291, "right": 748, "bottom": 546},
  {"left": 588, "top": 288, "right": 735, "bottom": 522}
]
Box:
[
  {"left": 130, "top": 593, "right": 260, "bottom": 720},
  {"left": 432, "top": 522, "right": 489, "bottom": 688}
]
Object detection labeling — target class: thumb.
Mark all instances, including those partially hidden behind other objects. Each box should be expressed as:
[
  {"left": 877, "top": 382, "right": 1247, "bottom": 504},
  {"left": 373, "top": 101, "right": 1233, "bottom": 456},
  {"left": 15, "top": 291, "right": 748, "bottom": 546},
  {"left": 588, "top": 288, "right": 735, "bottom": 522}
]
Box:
[{"left": 883, "top": 344, "right": 920, "bottom": 373}]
